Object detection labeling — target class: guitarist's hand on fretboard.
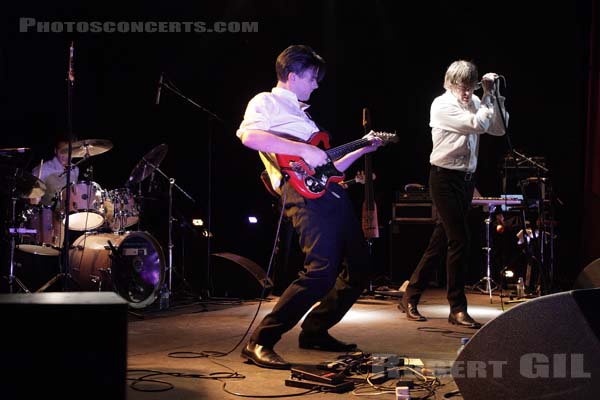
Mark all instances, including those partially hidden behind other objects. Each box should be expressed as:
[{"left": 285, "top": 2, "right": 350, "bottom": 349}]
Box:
[{"left": 362, "top": 130, "right": 384, "bottom": 153}]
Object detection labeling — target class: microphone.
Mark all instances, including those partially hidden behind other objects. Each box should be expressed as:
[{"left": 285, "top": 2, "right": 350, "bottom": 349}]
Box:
[{"left": 155, "top": 73, "right": 163, "bottom": 105}]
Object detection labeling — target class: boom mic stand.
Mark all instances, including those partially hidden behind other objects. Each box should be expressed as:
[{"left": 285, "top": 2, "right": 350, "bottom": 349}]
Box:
[{"left": 155, "top": 73, "right": 226, "bottom": 300}]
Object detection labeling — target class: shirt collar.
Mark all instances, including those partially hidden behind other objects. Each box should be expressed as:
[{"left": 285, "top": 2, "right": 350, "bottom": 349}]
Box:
[{"left": 272, "top": 87, "right": 311, "bottom": 111}]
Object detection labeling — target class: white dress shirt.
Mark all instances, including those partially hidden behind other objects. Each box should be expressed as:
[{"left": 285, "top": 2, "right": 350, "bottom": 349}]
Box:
[
  {"left": 429, "top": 91, "right": 508, "bottom": 173},
  {"left": 237, "top": 87, "right": 320, "bottom": 190}
]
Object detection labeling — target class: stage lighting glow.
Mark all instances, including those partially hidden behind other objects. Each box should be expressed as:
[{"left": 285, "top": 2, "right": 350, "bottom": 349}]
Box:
[
  {"left": 248, "top": 216, "right": 258, "bottom": 224},
  {"left": 503, "top": 269, "right": 514, "bottom": 278},
  {"left": 192, "top": 219, "right": 204, "bottom": 226}
]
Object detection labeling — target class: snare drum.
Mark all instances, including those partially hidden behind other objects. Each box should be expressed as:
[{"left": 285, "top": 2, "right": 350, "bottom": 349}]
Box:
[
  {"left": 103, "top": 188, "right": 140, "bottom": 231},
  {"left": 16, "top": 205, "right": 62, "bottom": 256},
  {"left": 58, "top": 181, "right": 106, "bottom": 231},
  {"left": 69, "top": 231, "right": 165, "bottom": 308}
]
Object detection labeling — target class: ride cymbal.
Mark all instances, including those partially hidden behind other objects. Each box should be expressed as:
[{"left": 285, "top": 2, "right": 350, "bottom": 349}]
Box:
[{"left": 58, "top": 139, "right": 113, "bottom": 158}]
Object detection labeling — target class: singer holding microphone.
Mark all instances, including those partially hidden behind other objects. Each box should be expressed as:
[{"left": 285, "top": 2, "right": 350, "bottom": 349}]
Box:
[{"left": 398, "top": 60, "right": 508, "bottom": 329}]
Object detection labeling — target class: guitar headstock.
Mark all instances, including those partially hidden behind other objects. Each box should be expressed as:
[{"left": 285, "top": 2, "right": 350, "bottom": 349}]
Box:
[{"left": 371, "top": 131, "right": 398, "bottom": 145}]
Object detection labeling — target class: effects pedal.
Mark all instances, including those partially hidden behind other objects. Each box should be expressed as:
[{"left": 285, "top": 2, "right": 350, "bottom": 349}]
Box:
[{"left": 290, "top": 365, "right": 345, "bottom": 384}]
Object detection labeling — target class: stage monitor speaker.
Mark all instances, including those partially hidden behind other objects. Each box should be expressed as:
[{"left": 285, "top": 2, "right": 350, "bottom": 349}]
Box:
[
  {"left": 0, "top": 292, "right": 128, "bottom": 400},
  {"left": 574, "top": 258, "right": 600, "bottom": 289},
  {"left": 454, "top": 288, "right": 600, "bottom": 400},
  {"left": 211, "top": 252, "right": 273, "bottom": 299}
]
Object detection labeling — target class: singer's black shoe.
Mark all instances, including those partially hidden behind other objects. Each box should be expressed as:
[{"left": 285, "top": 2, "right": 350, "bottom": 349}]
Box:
[
  {"left": 298, "top": 331, "right": 358, "bottom": 352},
  {"left": 241, "top": 341, "right": 291, "bottom": 369},
  {"left": 398, "top": 297, "right": 427, "bottom": 321},
  {"left": 448, "top": 311, "right": 482, "bottom": 329}
]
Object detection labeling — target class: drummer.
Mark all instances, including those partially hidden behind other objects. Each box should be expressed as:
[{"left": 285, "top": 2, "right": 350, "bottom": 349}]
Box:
[{"left": 31, "top": 138, "right": 79, "bottom": 206}]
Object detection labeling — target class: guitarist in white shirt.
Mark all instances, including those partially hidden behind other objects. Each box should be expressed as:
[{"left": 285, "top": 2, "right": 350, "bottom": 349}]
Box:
[{"left": 236, "top": 44, "right": 382, "bottom": 369}]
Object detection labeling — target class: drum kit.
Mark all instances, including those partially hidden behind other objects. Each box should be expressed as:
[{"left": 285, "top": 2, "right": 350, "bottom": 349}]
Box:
[{"left": 1, "top": 141, "right": 168, "bottom": 308}]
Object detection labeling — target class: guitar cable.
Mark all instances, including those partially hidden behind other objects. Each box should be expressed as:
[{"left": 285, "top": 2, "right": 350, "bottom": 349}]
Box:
[{"left": 181, "top": 186, "right": 289, "bottom": 358}]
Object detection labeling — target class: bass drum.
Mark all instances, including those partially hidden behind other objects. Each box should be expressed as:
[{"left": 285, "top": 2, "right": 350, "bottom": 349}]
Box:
[{"left": 69, "top": 231, "right": 165, "bottom": 308}]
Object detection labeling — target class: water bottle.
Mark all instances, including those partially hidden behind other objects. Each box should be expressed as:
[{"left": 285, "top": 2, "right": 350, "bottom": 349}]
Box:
[
  {"left": 516, "top": 277, "right": 525, "bottom": 298},
  {"left": 159, "top": 283, "right": 170, "bottom": 310},
  {"left": 457, "top": 337, "right": 469, "bottom": 355}
]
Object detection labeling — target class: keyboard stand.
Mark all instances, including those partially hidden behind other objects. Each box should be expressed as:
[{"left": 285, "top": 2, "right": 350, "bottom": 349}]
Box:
[{"left": 472, "top": 203, "right": 500, "bottom": 302}]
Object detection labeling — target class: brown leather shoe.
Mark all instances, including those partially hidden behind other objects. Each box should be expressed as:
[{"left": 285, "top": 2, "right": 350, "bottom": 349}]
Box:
[
  {"left": 398, "top": 297, "right": 427, "bottom": 321},
  {"left": 448, "top": 311, "right": 482, "bottom": 329},
  {"left": 241, "top": 341, "right": 291, "bottom": 369}
]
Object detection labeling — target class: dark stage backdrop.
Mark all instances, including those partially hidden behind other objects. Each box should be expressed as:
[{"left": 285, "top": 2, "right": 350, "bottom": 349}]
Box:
[{"left": 0, "top": 1, "right": 593, "bottom": 295}]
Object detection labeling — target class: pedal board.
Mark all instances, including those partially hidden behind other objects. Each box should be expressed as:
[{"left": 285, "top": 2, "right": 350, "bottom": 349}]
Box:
[
  {"left": 284, "top": 378, "right": 354, "bottom": 393},
  {"left": 287, "top": 365, "right": 354, "bottom": 393},
  {"left": 290, "top": 365, "right": 345, "bottom": 384}
]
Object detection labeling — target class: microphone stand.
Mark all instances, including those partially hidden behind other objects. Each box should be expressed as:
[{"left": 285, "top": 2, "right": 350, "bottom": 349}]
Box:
[
  {"left": 157, "top": 75, "right": 225, "bottom": 300},
  {"left": 493, "top": 80, "right": 549, "bottom": 296},
  {"left": 138, "top": 158, "right": 195, "bottom": 302},
  {"left": 62, "top": 41, "right": 76, "bottom": 291}
]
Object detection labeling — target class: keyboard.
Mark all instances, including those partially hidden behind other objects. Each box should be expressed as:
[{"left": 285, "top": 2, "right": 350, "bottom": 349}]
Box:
[{"left": 471, "top": 197, "right": 522, "bottom": 206}]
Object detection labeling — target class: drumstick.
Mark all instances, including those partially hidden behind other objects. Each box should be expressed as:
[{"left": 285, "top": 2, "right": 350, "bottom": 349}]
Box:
[{"left": 37, "top": 159, "right": 43, "bottom": 179}]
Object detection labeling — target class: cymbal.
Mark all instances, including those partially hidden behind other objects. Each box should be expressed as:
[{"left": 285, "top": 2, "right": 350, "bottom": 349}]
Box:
[
  {"left": 58, "top": 139, "right": 113, "bottom": 158},
  {"left": 127, "top": 144, "right": 168, "bottom": 184},
  {"left": 0, "top": 167, "right": 46, "bottom": 198},
  {"left": 0, "top": 147, "right": 30, "bottom": 156}
]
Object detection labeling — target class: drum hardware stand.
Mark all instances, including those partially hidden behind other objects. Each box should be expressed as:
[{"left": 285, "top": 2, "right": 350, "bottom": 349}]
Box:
[
  {"left": 6, "top": 184, "right": 31, "bottom": 293},
  {"left": 156, "top": 74, "right": 226, "bottom": 300}
]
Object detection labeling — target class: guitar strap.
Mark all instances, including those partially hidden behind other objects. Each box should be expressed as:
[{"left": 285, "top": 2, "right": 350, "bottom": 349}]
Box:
[{"left": 259, "top": 151, "right": 283, "bottom": 198}]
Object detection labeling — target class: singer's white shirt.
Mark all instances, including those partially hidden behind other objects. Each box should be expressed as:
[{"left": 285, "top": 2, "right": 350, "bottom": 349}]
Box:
[
  {"left": 429, "top": 91, "right": 508, "bottom": 173},
  {"left": 237, "top": 87, "right": 319, "bottom": 190},
  {"left": 32, "top": 156, "right": 79, "bottom": 205}
]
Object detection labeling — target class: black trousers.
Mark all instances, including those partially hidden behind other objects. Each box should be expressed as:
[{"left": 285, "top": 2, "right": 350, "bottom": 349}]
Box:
[
  {"left": 250, "top": 182, "right": 370, "bottom": 347},
  {"left": 404, "top": 166, "right": 475, "bottom": 314}
]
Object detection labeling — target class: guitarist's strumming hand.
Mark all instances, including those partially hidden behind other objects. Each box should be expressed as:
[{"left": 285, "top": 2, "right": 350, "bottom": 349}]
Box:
[{"left": 300, "top": 142, "right": 329, "bottom": 168}]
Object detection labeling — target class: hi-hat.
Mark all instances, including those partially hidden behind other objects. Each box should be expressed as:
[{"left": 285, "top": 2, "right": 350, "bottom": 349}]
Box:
[
  {"left": 0, "top": 148, "right": 31, "bottom": 169},
  {"left": 0, "top": 167, "right": 46, "bottom": 198},
  {"left": 58, "top": 139, "right": 113, "bottom": 158},
  {"left": 127, "top": 144, "right": 168, "bottom": 184}
]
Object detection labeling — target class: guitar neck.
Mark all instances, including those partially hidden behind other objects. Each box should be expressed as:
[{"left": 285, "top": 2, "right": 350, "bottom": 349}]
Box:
[{"left": 325, "top": 138, "right": 371, "bottom": 161}]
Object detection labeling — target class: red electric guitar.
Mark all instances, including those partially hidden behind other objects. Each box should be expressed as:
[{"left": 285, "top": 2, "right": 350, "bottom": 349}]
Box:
[{"left": 276, "top": 131, "right": 397, "bottom": 199}]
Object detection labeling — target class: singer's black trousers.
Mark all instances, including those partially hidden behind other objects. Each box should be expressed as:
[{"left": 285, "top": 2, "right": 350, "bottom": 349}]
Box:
[
  {"left": 250, "top": 182, "right": 370, "bottom": 347},
  {"left": 404, "top": 166, "right": 475, "bottom": 314}
]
